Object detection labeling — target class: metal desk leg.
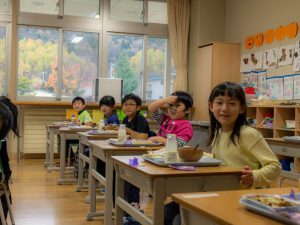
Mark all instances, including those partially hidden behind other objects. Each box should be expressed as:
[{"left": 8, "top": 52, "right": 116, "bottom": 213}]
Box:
[{"left": 44, "top": 127, "right": 50, "bottom": 167}]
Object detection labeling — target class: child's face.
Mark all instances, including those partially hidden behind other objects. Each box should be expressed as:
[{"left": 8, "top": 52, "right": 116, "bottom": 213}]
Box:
[
  {"left": 209, "top": 95, "right": 244, "bottom": 131},
  {"left": 122, "top": 99, "right": 140, "bottom": 118},
  {"left": 73, "top": 100, "right": 85, "bottom": 112},
  {"left": 100, "top": 104, "right": 114, "bottom": 116},
  {"left": 167, "top": 102, "right": 189, "bottom": 120}
]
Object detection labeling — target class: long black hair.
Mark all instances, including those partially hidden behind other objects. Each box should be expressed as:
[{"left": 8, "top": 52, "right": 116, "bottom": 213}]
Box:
[
  {"left": 207, "top": 82, "right": 248, "bottom": 147},
  {"left": 0, "top": 96, "right": 20, "bottom": 137},
  {"left": 0, "top": 102, "right": 13, "bottom": 140}
]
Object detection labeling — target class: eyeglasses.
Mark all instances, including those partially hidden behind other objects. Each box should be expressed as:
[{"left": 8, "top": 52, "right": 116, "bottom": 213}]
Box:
[{"left": 123, "top": 103, "right": 137, "bottom": 107}]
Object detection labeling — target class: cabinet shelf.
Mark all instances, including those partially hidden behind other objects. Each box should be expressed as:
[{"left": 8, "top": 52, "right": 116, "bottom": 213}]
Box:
[
  {"left": 251, "top": 106, "right": 300, "bottom": 185},
  {"left": 280, "top": 170, "right": 300, "bottom": 181},
  {"left": 276, "top": 128, "right": 295, "bottom": 131},
  {"left": 256, "top": 126, "right": 273, "bottom": 130}
]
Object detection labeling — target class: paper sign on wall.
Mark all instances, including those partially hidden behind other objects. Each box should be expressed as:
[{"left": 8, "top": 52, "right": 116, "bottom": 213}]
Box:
[
  {"left": 256, "top": 70, "right": 267, "bottom": 94},
  {"left": 293, "top": 75, "right": 300, "bottom": 99},
  {"left": 283, "top": 75, "right": 294, "bottom": 100},
  {"left": 294, "top": 41, "right": 300, "bottom": 71},
  {"left": 263, "top": 48, "right": 278, "bottom": 69},
  {"left": 278, "top": 45, "right": 294, "bottom": 67}
]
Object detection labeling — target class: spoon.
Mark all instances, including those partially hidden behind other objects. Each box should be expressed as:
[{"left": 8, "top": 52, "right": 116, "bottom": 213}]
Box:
[{"left": 194, "top": 143, "right": 200, "bottom": 150}]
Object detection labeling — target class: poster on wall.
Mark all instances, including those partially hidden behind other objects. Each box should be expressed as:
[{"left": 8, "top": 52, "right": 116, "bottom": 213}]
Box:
[
  {"left": 251, "top": 52, "right": 263, "bottom": 70},
  {"left": 283, "top": 75, "right": 294, "bottom": 100},
  {"left": 257, "top": 70, "right": 267, "bottom": 94},
  {"left": 266, "top": 76, "right": 283, "bottom": 99},
  {"left": 240, "top": 54, "right": 253, "bottom": 72},
  {"left": 263, "top": 48, "right": 278, "bottom": 69},
  {"left": 293, "top": 41, "right": 300, "bottom": 71},
  {"left": 293, "top": 74, "right": 300, "bottom": 99},
  {"left": 278, "top": 45, "right": 294, "bottom": 67}
]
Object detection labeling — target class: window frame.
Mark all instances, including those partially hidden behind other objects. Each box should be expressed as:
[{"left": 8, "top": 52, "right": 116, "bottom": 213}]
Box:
[{"left": 16, "top": 0, "right": 171, "bottom": 102}]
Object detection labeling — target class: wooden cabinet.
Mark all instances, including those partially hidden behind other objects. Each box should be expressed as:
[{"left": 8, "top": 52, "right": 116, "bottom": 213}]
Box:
[
  {"left": 190, "top": 42, "right": 240, "bottom": 121},
  {"left": 249, "top": 106, "right": 299, "bottom": 138},
  {"left": 249, "top": 105, "right": 300, "bottom": 183}
]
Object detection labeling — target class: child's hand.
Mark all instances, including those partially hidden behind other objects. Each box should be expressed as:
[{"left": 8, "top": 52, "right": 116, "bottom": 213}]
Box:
[
  {"left": 165, "top": 96, "right": 178, "bottom": 105},
  {"left": 148, "top": 136, "right": 167, "bottom": 145},
  {"left": 106, "top": 124, "right": 119, "bottom": 131},
  {"left": 240, "top": 165, "right": 253, "bottom": 187}
]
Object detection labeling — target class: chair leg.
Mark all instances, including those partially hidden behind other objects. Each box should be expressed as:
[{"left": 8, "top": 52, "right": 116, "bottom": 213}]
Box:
[
  {"left": 3, "top": 188, "right": 15, "bottom": 225},
  {"left": 67, "top": 146, "right": 72, "bottom": 167},
  {"left": 0, "top": 200, "right": 7, "bottom": 225}
]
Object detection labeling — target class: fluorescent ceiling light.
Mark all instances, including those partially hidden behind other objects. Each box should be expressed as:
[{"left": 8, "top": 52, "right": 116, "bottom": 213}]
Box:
[{"left": 71, "top": 36, "right": 83, "bottom": 43}]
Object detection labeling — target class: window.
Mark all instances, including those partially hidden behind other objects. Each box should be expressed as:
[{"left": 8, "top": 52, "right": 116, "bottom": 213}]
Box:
[
  {"left": 146, "top": 37, "right": 167, "bottom": 101},
  {"left": 0, "top": 26, "right": 6, "bottom": 95},
  {"left": 149, "top": 0, "right": 167, "bottom": 24},
  {"left": 17, "top": 0, "right": 170, "bottom": 101},
  {"left": 110, "top": 0, "right": 144, "bottom": 23},
  {"left": 0, "top": 0, "right": 10, "bottom": 14},
  {"left": 20, "top": 0, "right": 59, "bottom": 15},
  {"left": 18, "top": 27, "right": 58, "bottom": 97},
  {"left": 62, "top": 31, "right": 99, "bottom": 101},
  {"left": 108, "top": 34, "right": 143, "bottom": 96},
  {"left": 64, "top": 0, "right": 100, "bottom": 18}
]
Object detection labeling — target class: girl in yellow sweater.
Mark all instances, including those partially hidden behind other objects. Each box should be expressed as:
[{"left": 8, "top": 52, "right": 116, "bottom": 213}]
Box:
[
  {"left": 207, "top": 82, "right": 281, "bottom": 188},
  {"left": 165, "top": 82, "right": 281, "bottom": 225}
]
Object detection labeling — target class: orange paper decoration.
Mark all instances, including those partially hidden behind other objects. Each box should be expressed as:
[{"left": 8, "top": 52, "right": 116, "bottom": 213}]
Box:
[
  {"left": 254, "top": 33, "right": 264, "bottom": 47},
  {"left": 245, "top": 35, "right": 254, "bottom": 49},
  {"left": 286, "top": 22, "right": 298, "bottom": 38},
  {"left": 265, "top": 29, "right": 274, "bottom": 44},
  {"left": 275, "top": 26, "right": 285, "bottom": 41}
]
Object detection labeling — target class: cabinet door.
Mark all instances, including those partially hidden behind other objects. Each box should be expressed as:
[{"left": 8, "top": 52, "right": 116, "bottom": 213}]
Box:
[
  {"left": 212, "top": 43, "right": 240, "bottom": 86},
  {"left": 193, "top": 45, "right": 212, "bottom": 121}
]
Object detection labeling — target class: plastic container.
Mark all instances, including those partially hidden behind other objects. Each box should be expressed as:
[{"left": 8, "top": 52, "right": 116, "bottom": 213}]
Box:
[
  {"left": 98, "top": 119, "right": 105, "bottom": 131},
  {"left": 117, "top": 124, "right": 127, "bottom": 143},
  {"left": 165, "top": 134, "right": 178, "bottom": 163}
]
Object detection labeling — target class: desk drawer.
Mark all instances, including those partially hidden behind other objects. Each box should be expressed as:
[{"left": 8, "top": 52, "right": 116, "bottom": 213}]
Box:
[{"left": 269, "top": 143, "right": 300, "bottom": 157}]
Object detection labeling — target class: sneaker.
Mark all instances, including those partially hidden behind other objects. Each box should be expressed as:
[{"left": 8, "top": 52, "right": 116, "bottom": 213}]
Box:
[
  {"left": 100, "top": 187, "right": 106, "bottom": 194},
  {"left": 123, "top": 216, "right": 141, "bottom": 225}
]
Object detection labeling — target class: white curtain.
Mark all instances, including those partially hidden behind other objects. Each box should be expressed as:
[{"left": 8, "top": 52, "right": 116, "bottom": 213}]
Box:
[{"left": 167, "top": 0, "right": 190, "bottom": 92}]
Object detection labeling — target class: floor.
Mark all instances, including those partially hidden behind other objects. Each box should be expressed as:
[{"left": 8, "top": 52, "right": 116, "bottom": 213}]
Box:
[
  {"left": 6, "top": 159, "right": 298, "bottom": 225},
  {"left": 8, "top": 159, "right": 107, "bottom": 225}
]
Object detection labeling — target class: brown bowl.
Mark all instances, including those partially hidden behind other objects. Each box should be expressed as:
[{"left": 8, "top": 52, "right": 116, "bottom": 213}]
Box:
[{"left": 177, "top": 146, "right": 203, "bottom": 162}]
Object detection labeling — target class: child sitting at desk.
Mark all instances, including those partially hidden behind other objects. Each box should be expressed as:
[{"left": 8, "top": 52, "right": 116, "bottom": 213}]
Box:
[
  {"left": 148, "top": 91, "right": 194, "bottom": 147},
  {"left": 164, "top": 82, "right": 281, "bottom": 225},
  {"left": 72, "top": 96, "right": 92, "bottom": 126},
  {"left": 99, "top": 95, "right": 120, "bottom": 128},
  {"left": 111, "top": 93, "right": 149, "bottom": 224}
]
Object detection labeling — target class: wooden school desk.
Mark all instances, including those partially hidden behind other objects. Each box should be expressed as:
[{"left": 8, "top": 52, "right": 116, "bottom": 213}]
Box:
[
  {"left": 172, "top": 187, "right": 297, "bottom": 225},
  {"left": 86, "top": 140, "right": 162, "bottom": 225},
  {"left": 45, "top": 124, "right": 68, "bottom": 170},
  {"left": 112, "top": 156, "right": 242, "bottom": 225},
  {"left": 57, "top": 127, "right": 95, "bottom": 184},
  {"left": 76, "top": 131, "right": 117, "bottom": 192}
]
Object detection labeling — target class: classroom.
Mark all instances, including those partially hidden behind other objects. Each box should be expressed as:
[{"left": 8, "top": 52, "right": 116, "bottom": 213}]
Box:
[{"left": 0, "top": 0, "right": 300, "bottom": 224}]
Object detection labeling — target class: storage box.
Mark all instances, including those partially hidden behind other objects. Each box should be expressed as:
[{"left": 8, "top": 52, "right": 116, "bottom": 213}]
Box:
[{"left": 285, "top": 120, "right": 295, "bottom": 129}]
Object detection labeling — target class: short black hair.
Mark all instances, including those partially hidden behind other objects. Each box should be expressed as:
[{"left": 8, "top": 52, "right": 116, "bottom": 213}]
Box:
[
  {"left": 171, "top": 91, "right": 193, "bottom": 109},
  {"left": 99, "top": 95, "right": 116, "bottom": 107},
  {"left": 0, "top": 96, "right": 20, "bottom": 137},
  {"left": 121, "top": 93, "right": 142, "bottom": 106},
  {"left": 0, "top": 102, "right": 13, "bottom": 140},
  {"left": 72, "top": 96, "right": 85, "bottom": 105}
]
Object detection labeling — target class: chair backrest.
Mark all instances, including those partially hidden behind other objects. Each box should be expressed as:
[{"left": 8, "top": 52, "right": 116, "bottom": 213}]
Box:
[
  {"left": 66, "top": 109, "right": 78, "bottom": 120},
  {"left": 92, "top": 109, "right": 104, "bottom": 123}
]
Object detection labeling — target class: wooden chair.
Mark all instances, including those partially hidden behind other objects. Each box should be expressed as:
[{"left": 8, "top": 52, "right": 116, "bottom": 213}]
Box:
[{"left": 0, "top": 176, "right": 15, "bottom": 225}]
